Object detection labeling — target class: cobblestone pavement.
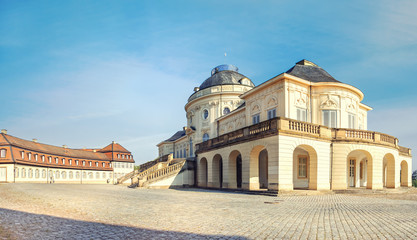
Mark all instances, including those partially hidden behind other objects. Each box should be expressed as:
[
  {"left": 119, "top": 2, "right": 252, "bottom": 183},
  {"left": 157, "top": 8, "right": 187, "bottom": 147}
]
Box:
[{"left": 0, "top": 184, "right": 417, "bottom": 239}]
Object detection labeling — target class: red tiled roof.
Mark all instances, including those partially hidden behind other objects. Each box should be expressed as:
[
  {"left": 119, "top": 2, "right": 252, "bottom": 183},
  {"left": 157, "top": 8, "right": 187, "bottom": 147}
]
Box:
[
  {"left": 100, "top": 143, "right": 130, "bottom": 153},
  {"left": 2, "top": 134, "right": 109, "bottom": 161}
]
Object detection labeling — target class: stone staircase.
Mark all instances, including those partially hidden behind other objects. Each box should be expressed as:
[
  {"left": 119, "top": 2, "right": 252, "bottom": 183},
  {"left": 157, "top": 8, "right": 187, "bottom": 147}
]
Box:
[
  {"left": 120, "top": 154, "right": 187, "bottom": 188},
  {"left": 117, "top": 154, "right": 171, "bottom": 184}
]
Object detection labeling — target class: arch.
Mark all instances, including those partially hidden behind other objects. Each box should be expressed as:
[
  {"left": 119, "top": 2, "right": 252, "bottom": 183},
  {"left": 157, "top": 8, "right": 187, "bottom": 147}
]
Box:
[
  {"left": 383, "top": 153, "right": 395, "bottom": 188},
  {"left": 400, "top": 160, "right": 409, "bottom": 187},
  {"left": 293, "top": 145, "right": 318, "bottom": 190},
  {"left": 346, "top": 149, "right": 373, "bottom": 189},
  {"left": 228, "top": 150, "right": 242, "bottom": 189},
  {"left": 249, "top": 145, "right": 266, "bottom": 190},
  {"left": 212, "top": 154, "right": 223, "bottom": 188},
  {"left": 259, "top": 149, "right": 268, "bottom": 189},
  {"left": 198, "top": 158, "right": 208, "bottom": 187}
]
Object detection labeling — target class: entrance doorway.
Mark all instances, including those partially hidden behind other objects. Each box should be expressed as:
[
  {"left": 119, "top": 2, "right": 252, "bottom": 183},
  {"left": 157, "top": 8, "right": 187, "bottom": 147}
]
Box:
[
  {"left": 236, "top": 155, "right": 242, "bottom": 188},
  {"left": 349, "top": 159, "right": 356, "bottom": 187}
]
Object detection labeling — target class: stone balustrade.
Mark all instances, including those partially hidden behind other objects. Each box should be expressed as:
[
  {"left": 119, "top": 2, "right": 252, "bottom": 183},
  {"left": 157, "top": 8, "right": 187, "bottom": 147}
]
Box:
[
  {"left": 145, "top": 160, "right": 186, "bottom": 183},
  {"left": 195, "top": 117, "right": 411, "bottom": 157}
]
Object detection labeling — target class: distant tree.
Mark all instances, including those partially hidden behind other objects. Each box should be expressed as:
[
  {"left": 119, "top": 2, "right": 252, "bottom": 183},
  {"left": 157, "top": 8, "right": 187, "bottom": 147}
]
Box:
[{"left": 134, "top": 165, "right": 140, "bottom": 171}]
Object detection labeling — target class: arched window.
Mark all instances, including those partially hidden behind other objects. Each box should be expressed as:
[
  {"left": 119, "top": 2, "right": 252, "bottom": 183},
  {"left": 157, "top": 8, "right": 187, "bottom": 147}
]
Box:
[
  {"left": 22, "top": 168, "right": 26, "bottom": 178},
  {"left": 88, "top": 172, "right": 93, "bottom": 179},
  {"left": 55, "top": 158, "right": 59, "bottom": 164},
  {"left": 55, "top": 171, "right": 60, "bottom": 179},
  {"left": 34, "top": 154, "right": 38, "bottom": 161},
  {"left": 15, "top": 168, "right": 19, "bottom": 178},
  {"left": 48, "top": 156, "right": 52, "bottom": 163},
  {"left": 0, "top": 149, "right": 6, "bottom": 158},
  {"left": 42, "top": 169, "right": 46, "bottom": 178},
  {"left": 223, "top": 107, "right": 230, "bottom": 115},
  {"left": 41, "top": 155, "right": 45, "bottom": 162},
  {"left": 62, "top": 158, "right": 65, "bottom": 165},
  {"left": 61, "top": 171, "right": 66, "bottom": 179},
  {"left": 183, "top": 149, "right": 186, "bottom": 158},
  {"left": 35, "top": 169, "right": 39, "bottom": 178},
  {"left": 21, "top": 151, "right": 25, "bottom": 159},
  {"left": 102, "top": 172, "right": 106, "bottom": 178},
  {"left": 203, "top": 133, "right": 209, "bottom": 142},
  {"left": 28, "top": 168, "right": 33, "bottom": 178},
  {"left": 76, "top": 171, "right": 80, "bottom": 179},
  {"left": 28, "top": 153, "right": 32, "bottom": 160},
  {"left": 203, "top": 109, "right": 209, "bottom": 120},
  {"left": 69, "top": 171, "right": 73, "bottom": 179},
  {"left": 96, "top": 172, "right": 100, "bottom": 179}
]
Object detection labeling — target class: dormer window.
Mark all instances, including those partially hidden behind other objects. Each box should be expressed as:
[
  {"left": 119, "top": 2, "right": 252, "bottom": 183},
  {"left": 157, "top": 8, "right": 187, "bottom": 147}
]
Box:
[
  {"left": 102, "top": 162, "right": 105, "bottom": 168},
  {"left": 55, "top": 158, "right": 58, "bottom": 164},
  {"left": 28, "top": 153, "right": 32, "bottom": 160},
  {"left": 95, "top": 162, "right": 98, "bottom": 167},
  {"left": 89, "top": 161, "right": 92, "bottom": 167},
  {"left": 41, "top": 155, "right": 45, "bottom": 162},
  {"left": 21, "top": 151, "right": 24, "bottom": 159},
  {"left": 48, "top": 156, "right": 52, "bottom": 163},
  {"left": 34, "top": 154, "right": 38, "bottom": 161},
  {"left": 69, "top": 159, "right": 72, "bottom": 165},
  {"left": 62, "top": 158, "right": 65, "bottom": 165},
  {"left": 117, "top": 154, "right": 120, "bottom": 158},
  {"left": 0, "top": 149, "right": 6, "bottom": 158}
]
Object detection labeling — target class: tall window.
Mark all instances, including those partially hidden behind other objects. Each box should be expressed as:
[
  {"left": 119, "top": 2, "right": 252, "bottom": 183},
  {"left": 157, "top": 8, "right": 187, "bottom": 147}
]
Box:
[
  {"left": 21, "top": 151, "right": 24, "bottom": 159},
  {"left": 55, "top": 157, "right": 58, "bottom": 164},
  {"left": 267, "top": 108, "right": 276, "bottom": 120},
  {"left": 223, "top": 107, "right": 230, "bottom": 115},
  {"left": 48, "top": 156, "right": 52, "bottom": 163},
  {"left": 62, "top": 159, "right": 65, "bottom": 165},
  {"left": 298, "top": 156, "right": 308, "bottom": 178},
  {"left": 41, "top": 155, "right": 45, "bottom": 162},
  {"left": 183, "top": 149, "right": 186, "bottom": 158},
  {"left": 28, "top": 153, "right": 32, "bottom": 160},
  {"left": 252, "top": 114, "right": 260, "bottom": 124},
  {"left": 348, "top": 114, "right": 356, "bottom": 129},
  {"left": 0, "top": 149, "right": 6, "bottom": 158},
  {"left": 203, "top": 109, "right": 209, "bottom": 120},
  {"left": 189, "top": 138, "right": 193, "bottom": 157},
  {"left": 89, "top": 161, "right": 92, "bottom": 167},
  {"left": 75, "top": 160, "right": 79, "bottom": 166},
  {"left": 322, "top": 110, "right": 337, "bottom": 128},
  {"left": 69, "top": 159, "right": 72, "bottom": 165},
  {"left": 297, "top": 108, "right": 307, "bottom": 122},
  {"left": 203, "top": 133, "right": 209, "bottom": 142},
  {"left": 34, "top": 154, "right": 38, "bottom": 161}
]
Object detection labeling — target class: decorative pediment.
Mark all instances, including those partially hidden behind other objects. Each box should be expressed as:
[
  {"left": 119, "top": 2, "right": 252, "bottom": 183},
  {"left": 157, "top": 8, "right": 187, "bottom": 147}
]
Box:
[
  {"left": 252, "top": 104, "right": 261, "bottom": 113},
  {"left": 320, "top": 95, "right": 338, "bottom": 109},
  {"left": 267, "top": 97, "right": 278, "bottom": 108},
  {"left": 295, "top": 91, "right": 307, "bottom": 107}
]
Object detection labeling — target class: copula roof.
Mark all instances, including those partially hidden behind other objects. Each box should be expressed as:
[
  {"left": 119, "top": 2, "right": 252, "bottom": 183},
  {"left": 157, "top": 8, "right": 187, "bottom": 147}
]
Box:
[{"left": 198, "top": 64, "right": 255, "bottom": 90}]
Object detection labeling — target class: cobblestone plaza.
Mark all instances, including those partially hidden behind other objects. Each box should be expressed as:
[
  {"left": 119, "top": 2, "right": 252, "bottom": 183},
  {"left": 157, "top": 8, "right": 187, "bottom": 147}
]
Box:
[{"left": 1, "top": 184, "right": 417, "bottom": 239}]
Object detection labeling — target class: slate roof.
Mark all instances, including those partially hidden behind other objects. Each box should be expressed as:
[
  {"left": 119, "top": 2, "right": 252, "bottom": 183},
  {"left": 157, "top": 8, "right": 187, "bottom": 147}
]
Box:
[
  {"left": 165, "top": 130, "right": 186, "bottom": 142},
  {"left": 286, "top": 59, "right": 341, "bottom": 83},
  {"left": 199, "top": 71, "right": 254, "bottom": 90}
]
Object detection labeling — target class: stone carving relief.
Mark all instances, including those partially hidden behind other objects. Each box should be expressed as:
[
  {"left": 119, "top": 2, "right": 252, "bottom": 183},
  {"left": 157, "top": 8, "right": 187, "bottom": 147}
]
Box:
[
  {"left": 345, "top": 97, "right": 357, "bottom": 113},
  {"left": 294, "top": 91, "right": 307, "bottom": 108},
  {"left": 267, "top": 96, "right": 278, "bottom": 108},
  {"left": 320, "top": 94, "right": 338, "bottom": 109}
]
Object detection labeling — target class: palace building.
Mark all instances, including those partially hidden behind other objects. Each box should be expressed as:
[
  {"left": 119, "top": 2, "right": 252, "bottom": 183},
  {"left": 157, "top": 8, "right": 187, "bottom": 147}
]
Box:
[
  {"left": 0, "top": 130, "right": 135, "bottom": 183},
  {"left": 156, "top": 60, "right": 413, "bottom": 191}
]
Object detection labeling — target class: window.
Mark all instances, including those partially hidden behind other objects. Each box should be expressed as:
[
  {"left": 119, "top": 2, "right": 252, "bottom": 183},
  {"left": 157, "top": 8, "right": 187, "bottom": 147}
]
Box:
[
  {"left": 69, "top": 171, "right": 73, "bottom": 179},
  {"left": 48, "top": 156, "right": 52, "bottom": 163},
  {"left": 122, "top": 155, "right": 125, "bottom": 159},
  {"left": 62, "top": 159, "right": 65, "bottom": 165},
  {"left": 15, "top": 168, "right": 19, "bottom": 178},
  {"left": 35, "top": 169, "right": 39, "bottom": 178},
  {"left": 95, "top": 162, "right": 98, "bottom": 167},
  {"left": 34, "top": 154, "right": 38, "bottom": 161},
  {"left": 252, "top": 114, "right": 260, "bottom": 124},
  {"left": 109, "top": 163, "right": 112, "bottom": 168},
  {"left": 183, "top": 149, "right": 186, "bottom": 158},
  {"left": 203, "top": 133, "right": 209, "bottom": 142},
  {"left": 223, "top": 107, "right": 230, "bottom": 115},
  {"left": 298, "top": 156, "right": 308, "bottom": 178},
  {"left": 55, "top": 158, "right": 58, "bottom": 164},
  {"left": 28, "top": 153, "right": 32, "bottom": 160},
  {"left": 348, "top": 114, "right": 356, "bottom": 129},
  {"left": 89, "top": 161, "right": 92, "bottom": 167},
  {"left": 42, "top": 169, "right": 46, "bottom": 178},
  {"left": 75, "top": 160, "right": 79, "bottom": 166},
  {"left": 96, "top": 172, "right": 100, "bottom": 179},
  {"left": 69, "top": 159, "right": 72, "bottom": 165},
  {"left": 83, "top": 161, "right": 86, "bottom": 166},
  {"left": 203, "top": 109, "right": 209, "bottom": 120},
  {"left": 322, "top": 110, "right": 337, "bottom": 128},
  {"left": 267, "top": 108, "right": 276, "bottom": 120},
  {"left": 102, "top": 162, "right": 105, "bottom": 168},
  {"left": 41, "top": 155, "right": 45, "bottom": 162},
  {"left": 0, "top": 149, "right": 6, "bottom": 158},
  {"left": 21, "top": 151, "right": 24, "bottom": 159},
  {"left": 117, "top": 154, "right": 120, "bottom": 158},
  {"left": 297, "top": 108, "right": 307, "bottom": 122}
]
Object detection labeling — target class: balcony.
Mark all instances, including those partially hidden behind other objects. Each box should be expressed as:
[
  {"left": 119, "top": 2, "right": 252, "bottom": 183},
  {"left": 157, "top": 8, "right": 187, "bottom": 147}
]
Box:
[{"left": 195, "top": 117, "right": 411, "bottom": 157}]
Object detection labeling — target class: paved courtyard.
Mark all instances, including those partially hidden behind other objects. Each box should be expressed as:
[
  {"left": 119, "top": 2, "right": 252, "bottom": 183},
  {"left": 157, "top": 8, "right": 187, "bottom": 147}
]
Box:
[{"left": 0, "top": 184, "right": 417, "bottom": 239}]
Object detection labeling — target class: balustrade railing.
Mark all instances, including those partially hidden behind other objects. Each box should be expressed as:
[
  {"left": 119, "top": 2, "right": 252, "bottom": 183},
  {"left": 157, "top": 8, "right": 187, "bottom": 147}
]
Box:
[
  {"left": 380, "top": 134, "right": 396, "bottom": 145},
  {"left": 345, "top": 129, "right": 374, "bottom": 140},
  {"left": 288, "top": 120, "right": 320, "bottom": 135},
  {"left": 196, "top": 117, "right": 408, "bottom": 155},
  {"left": 146, "top": 160, "right": 185, "bottom": 182}
]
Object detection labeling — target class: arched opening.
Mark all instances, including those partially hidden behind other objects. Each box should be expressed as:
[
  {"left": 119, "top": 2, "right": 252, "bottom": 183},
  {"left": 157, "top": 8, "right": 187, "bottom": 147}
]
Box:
[
  {"left": 293, "top": 145, "right": 318, "bottom": 190},
  {"left": 259, "top": 149, "right": 268, "bottom": 189},
  {"left": 198, "top": 158, "right": 208, "bottom": 187},
  {"left": 346, "top": 150, "right": 372, "bottom": 189},
  {"left": 383, "top": 153, "right": 395, "bottom": 188},
  {"left": 228, "top": 150, "right": 242, "bottom": 189},
  {"left": 400, "top": 160, "right": 408, "bottom": 187},
  {"left": 212, "top": 154, "right": 223, "bottom": 188},
  {"left": 249, "top": 145, "right": 267, "bottom": 190}
]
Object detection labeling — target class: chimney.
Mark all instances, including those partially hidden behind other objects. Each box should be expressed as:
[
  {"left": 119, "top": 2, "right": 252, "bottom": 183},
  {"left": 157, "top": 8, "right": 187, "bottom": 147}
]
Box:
[
  {"left": 112, "top": 141, "right": 116, "bottom": 144},
  {"left": 1, "top": 129, "right": 7, "bottom": 134},
  {"left": 32, "top": 139, "right": 38, "bottom": 143},
  {"left": 63, "top": 145, "right": 67, "bottom": 149}
]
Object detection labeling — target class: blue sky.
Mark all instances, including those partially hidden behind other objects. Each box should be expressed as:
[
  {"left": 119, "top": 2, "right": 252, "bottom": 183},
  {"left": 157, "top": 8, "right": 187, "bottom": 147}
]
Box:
[{"left": 1, "top": 1, "right": 416, "bottom": 170}]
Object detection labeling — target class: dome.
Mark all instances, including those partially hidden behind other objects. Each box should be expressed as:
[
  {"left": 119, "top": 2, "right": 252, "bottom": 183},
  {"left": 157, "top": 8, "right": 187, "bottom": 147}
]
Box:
[
  {"left": 285, "top": 60, "right": 341, "bottom": 83},
  {"left": 198, "top": 64, "right": 255, "bottom": 90}
]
